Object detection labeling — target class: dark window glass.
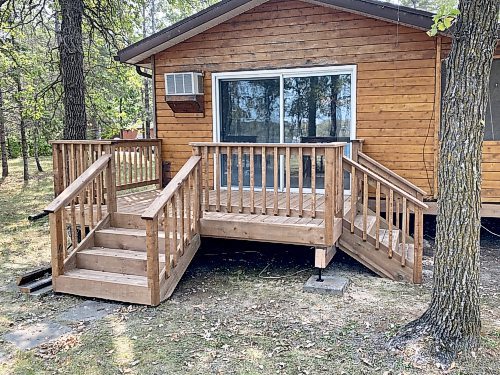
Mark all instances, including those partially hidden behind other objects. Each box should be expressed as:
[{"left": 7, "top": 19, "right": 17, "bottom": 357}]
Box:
[{"left": 485, "top": 59, "right": 500, "bottom": 141}]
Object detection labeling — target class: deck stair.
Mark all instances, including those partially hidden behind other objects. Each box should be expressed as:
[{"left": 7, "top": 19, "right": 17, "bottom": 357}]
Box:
[{"left": 45, "top": 141, "right": 427, "bottom": 306}]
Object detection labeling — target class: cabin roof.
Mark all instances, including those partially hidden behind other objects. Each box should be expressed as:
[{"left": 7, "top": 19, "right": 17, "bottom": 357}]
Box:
[{"left": 116, "top": 0, "right": 438, "bottom": 65}]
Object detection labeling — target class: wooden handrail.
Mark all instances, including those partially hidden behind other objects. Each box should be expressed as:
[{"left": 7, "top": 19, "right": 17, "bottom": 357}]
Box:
[
  {"left": 142, "top": 156, "right": 201, "bottom": 220},
  {"left": 358, "top": 151, "right": 427, "bottom": 197},
  {"left": 45, "top": 154, "right": 112, "bottom": 213},
  {"left": 50, "top": 139, "right": 161, "bottom": 145},
  {"left": 343, "top": 156, "right": 428, "bottom": 209},
  {"left": 190, "top": 142, "right": 345, "bottom": 148}
]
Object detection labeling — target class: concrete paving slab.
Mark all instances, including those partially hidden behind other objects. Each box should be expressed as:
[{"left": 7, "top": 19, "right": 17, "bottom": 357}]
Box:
[
  {"left": 57, "top": 300, "right": 118, "bottom": 323},
  {"left": 3, "top": 322, "right": 71, "bottom": 350},
  {"left": 303, "top": 275, "right": 350, "bottom": 296}
]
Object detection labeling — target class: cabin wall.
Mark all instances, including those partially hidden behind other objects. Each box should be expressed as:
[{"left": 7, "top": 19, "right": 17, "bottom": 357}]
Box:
[{"left": 153, "top": 0, "right": 485, "bottom": 200}]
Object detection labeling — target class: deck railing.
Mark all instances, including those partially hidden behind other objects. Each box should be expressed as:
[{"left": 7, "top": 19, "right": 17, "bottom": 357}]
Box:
[
  {"left": 191, "top": 142, "right": 345, "bottom": 245},
  {"left": 343, "top": 156, "right": 428, "bottom": 283},
  {"left": 142, "top": 155, "right": 202, "bottom": 304},
  {"left": 51, "top": 139, "right": 162, "bottom": 197},
  {"left": 45, "top": 154, "right": 116, "bottom": 277}
]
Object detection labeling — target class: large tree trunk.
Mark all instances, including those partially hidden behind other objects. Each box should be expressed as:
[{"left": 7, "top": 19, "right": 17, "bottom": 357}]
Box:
[
  {"left": 0, "top": 90, "right": 8, "bottom": 178},
  {"left": 33, "top": 125, "right": 44, "bottom": 172},
  {"left": 59, "top": 0, "right": 87, "bottom": 140},
  {"left": 392, "top": 0, "right": 499, "bottom": 366}
]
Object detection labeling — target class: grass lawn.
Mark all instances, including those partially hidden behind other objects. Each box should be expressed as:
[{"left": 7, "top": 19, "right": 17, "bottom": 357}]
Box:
[{"left": 0, "top": 156, "right": 499, "bottom": 375}]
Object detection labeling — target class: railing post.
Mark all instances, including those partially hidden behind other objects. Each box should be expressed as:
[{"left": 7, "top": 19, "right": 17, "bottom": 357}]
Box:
[
  {"left": 324, "top": 147, "right": 335, "bottom": 246},
  {"left": 145, "top": 217, "right": 160, "bottom": 305},
  {"left": 192, "top": 147, "right": 203, "bottom": 220},
  {"left": 105, "top": 150, "right": 117, "bottom": 215},
  {"left": 413, "top": 207, "right": 423, "bottom": 283},
  {"left": 351, "top": 139, "right": 364, "bottom": 163},
  {"left": 52, "top": 144, "right": 64, "bottom": 197},
  {"left": 156, "top": 139, "right": 162, "bottom": 189},
  {"left": 49, "top": 210, "right": 65, "bottom": 278}
]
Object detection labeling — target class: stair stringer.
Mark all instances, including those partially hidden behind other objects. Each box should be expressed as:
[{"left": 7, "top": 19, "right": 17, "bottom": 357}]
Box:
[{"left": 338, "top": 201, "right": 415, "bottom": 283}]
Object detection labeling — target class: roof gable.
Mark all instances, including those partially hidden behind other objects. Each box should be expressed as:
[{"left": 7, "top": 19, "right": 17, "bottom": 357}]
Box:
[{"left": 118, "top": 0, "right": 436, "bottom": 65}]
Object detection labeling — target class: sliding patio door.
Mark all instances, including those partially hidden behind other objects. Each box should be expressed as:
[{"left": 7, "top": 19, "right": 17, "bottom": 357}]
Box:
[{"left": 215, "top": 66, "right": 356, "bottom": 190}]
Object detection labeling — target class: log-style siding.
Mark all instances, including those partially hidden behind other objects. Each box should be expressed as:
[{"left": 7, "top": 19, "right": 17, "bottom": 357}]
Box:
[{"left": 153, "top": 0, "right": 499, "bottom": 202}]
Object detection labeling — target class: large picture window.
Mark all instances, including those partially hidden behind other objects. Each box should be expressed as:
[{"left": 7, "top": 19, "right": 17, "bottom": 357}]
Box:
[
  {"left": 485, "top": 59, "right": 499, "bottom": 141},
  {"left": 214, "top": 66, "right": 356, "bottom": 190}
]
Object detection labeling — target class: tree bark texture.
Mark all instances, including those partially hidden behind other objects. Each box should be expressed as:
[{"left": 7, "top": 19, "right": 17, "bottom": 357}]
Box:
[
  {"left": 59, "top": 0, "right": 87, "bottom": 140},
  {"left": 393, "top": 0, "right": 499, "bottom": 365},
  {"left": 0, "top": 90, "right": 8, "bottom": 177},
  {"left": 14, "top": 74, "right": 29, "bottom": 181}
]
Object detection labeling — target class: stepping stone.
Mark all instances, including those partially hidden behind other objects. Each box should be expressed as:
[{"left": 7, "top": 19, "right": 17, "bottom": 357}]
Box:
[
  {"left": 303, "top": 275, "right": 350, "bottom": 296},
  {"left": 57, "top": 300, "right": 118, "bottom": 323},
  {"left": 3, "top": 322, "right": 71, "bottom": 350}
]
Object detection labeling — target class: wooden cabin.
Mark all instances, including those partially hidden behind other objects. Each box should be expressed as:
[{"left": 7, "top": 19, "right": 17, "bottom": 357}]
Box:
[{"left": 45, "top": 0, "right": 499, "bottom": 305}]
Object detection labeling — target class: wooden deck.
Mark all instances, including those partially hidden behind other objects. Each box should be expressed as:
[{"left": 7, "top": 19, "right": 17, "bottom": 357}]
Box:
[{"left": 48, "top": 141, "right": 426, "bottom": 306}]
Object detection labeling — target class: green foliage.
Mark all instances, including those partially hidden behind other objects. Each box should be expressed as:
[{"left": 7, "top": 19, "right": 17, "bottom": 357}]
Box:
[{"left": 427, "top": 5, "right": 460, "bottom": 36}]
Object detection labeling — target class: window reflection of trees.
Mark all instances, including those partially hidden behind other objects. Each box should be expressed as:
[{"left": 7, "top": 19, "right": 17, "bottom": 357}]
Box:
[{"left": 284, "top": 74, "right": 351, "bottom": 143}]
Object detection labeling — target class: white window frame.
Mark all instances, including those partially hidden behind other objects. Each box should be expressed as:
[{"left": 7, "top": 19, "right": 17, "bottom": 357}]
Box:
[{"left": 211, "top": 65, "right": 357, "bottom": 191}]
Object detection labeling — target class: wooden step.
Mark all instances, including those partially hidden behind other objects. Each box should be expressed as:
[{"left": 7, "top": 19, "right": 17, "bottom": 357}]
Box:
[
  {"left": 379, "top": 229, "right": 400, "bottom": 252},
  {"left": 353, "top": 214, "right": 377, "bottom": 237},
  {"left": 76, "top": 247, "right": 166, "bottom": 276},
  {"left": 95, "top": 227, "right": 166, "bottom": 251},
  {"left": 55, "top": 269, "right": 152, "bottom": 305}
]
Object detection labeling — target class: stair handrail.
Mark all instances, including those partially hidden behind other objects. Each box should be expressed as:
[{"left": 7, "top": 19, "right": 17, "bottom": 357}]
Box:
[
  {"left": 45, "top": 154, "right": 116, "bottom": 280},
  {"left": 45, "top": 154, "right": 113, "bottom": 213},
  {"left": 343, "top": 155, "right": 426, "bottom": 283},
  {"left": 141, "top": 155, "right": 202, "bottom": 305},
  {"left": 357, "top": 151, "right": 427, "bottom": 199},
  {"left": 343, "top": 156, "right": 427, "bottom": 209}
]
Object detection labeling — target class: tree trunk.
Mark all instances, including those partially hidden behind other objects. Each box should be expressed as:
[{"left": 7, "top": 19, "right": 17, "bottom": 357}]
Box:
[
  {"left": 33, "top": 125, "right": 43, "bottom": 172},
  {"left": 392, "top": 0, "right": 499, "bottom": 366},
  {"left": 307, "top": 77, "right": 318, "bottom": 137},
  {"left": 143, "top": 2, "right": 152, "bottom": 139},
  {"left": 58, "top": 0, "right": 87, "bottom": 140},
  {"left": 12, "top": 60, "right": 29, "bottom": 181},
  {"left": 0, "top": 90, "right": 8, "bottom": 178}
]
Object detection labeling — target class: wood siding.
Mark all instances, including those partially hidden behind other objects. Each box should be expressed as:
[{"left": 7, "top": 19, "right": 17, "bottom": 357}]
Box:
[{"left": 153, "top": 0, "right": 499, "bottom": 202}]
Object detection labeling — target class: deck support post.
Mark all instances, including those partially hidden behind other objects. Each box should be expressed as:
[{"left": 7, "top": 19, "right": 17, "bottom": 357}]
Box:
[{"left": 145, "top": 217, "right": 160, "bottom": 306}]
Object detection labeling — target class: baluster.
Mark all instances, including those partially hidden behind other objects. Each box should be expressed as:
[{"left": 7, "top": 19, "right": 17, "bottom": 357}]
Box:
[
  {"left": 226, "top": 146, "right": 232, "bottom": 213},
  {"left": 375, "top": 181, "right": 381, "bottom": 250},
  {"left": 139, "top": 146, "right": 144, "bottom": 181},
  {"left": 238, "top": 146, "right": 243, "bottom": 213},
  {"left": 89, "top": 181, "right": 95, "bottom": 229},
  {"left": 396, "top": 198, "right": 400, "bottom": 229},
  {"left": 273, "top": 146, "right": 278, "bottom": 216},
  {"left": 363, "top": 173, "right": 368, "bottom": 240},
  {"left": 204, "top": 146, "right": 210, "bottom": 211},
  {"left": 70, "top": 200, "right": 77, "bottom": 248},
  {"left": 179, "top": 186, "right": 185, "bottom": 256},
  {"left": 70, "top": 144, "right": 76, "bottom": 183},
  {"left": 413, "top": 207, "right": 423, "bottom": 283},
  {"left": 171, "top": 194, "right": 178, "bottom": 266},
  {"left": 250, "top": 146, "right": 255, "bottom": 214},
  {"left": 215, "top": 146, "right": 220, "bottom": 212},
  {"left": 79, "top": 188, "right": 86, "bottom": 244},
  {"left": 261, "top": 146, "right": 267, "bottom": 214},
  {"left": 117, "top": 146, "right": 122, "bottom": 186},
  {"left": 128, "top": 146, "right": 133, "bottom": 185},
  {"left": 149, "top": 145, "right": 154, "bottom": 181},
  {"left": 350, "top": 166, "right": 356, "bottom": 233},
  {"left": 298, "top": 147, "right": 303, "bottom": 217},
  {"left": 61, "top": 209, "right": 67, "bottom": 258},
  {"left": 401, "top": 197, "right": 407, "bottom": 266},
  {"left": 311, "top": 147, "right": 316, "bottom": 218},
  {"left": 388, "top": 190, "right": 394, "bottom": 258},
  {"left": 61, "top": 144, "right": 68, "bottom": 189},
  {"left": 285, "top": 147, "right": 291, "bottom": 216},
  {"left": 163, "top": 203, "right": 171, "bottom": 278},
  {"left": 187, "top": 174, "right": 192, "bottom": 238},
  {"left": 96, "top": 172, "right": 103, "bottom": 221},
  {"left": 79, "top": 144, "right": 84, "bottom": 176},
  {"left": 135, "top": 146, "right": 139, "bottom": 183}
]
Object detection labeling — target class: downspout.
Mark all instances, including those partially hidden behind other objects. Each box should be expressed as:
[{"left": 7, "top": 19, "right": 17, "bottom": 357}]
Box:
[{"left": 135, "top": 62, "right": 157, "bottom": 139}]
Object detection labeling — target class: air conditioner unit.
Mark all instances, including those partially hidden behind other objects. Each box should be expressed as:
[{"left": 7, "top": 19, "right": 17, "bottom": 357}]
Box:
[{"left": 164, "top": 72, "right": 205, "bottom": 114}]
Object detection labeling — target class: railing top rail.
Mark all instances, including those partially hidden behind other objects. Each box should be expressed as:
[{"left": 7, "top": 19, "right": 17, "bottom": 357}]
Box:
[
  {"left": 45, "top": 154, "right": 112, "bottom": 213},
  {"left": 50, "top": 139, "right": 161, "bottom": 145},
  {"left": 343, "top": 156, "right": 428, "bottom": 210},
  {"left": 190, "top": 142, "right": 346, "bottom": 148},
  {"left": 142, "top": 155, "right": 201, "bottom": 220},
  {"left": 358, "top": 151, "right": 428, "bottom": 197}
]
